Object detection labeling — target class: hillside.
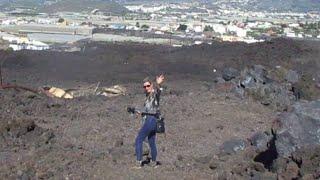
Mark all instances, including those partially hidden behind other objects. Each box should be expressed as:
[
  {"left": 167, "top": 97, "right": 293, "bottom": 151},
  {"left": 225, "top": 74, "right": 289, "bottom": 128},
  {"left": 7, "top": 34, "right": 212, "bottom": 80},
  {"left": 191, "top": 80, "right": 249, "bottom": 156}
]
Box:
[
  {"left": 0, "top": 0, "right": 129, "bottom": 14},
  {"left": 1, "top": 0, "right": 319, "bottom": 13},
  {"left": 248, "top": 0, "right": 320, "bottom": 12},
  {"left": 40, "top": 0, "right": 129, "bottom": 14},
  {"left": 0, "top": 38, "right": 319, "bottom": 179},
  {"left": 117, "top": 0, "right": 320, "bottom": 12},
  {"left": 0, "top": 0, "right": 48, "bottom": 9}
]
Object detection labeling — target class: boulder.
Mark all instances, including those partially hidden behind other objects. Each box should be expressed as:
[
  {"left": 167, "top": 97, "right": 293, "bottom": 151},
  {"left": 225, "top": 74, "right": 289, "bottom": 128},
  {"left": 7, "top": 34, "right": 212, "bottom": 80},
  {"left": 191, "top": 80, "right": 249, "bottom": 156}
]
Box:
[
  {"left": 219, "top": 138, "right": 247, "bottom": 155},
  {"left": 285, "top": 70, "right": 300, "bottom": 84},
  {"left": 251, "top": 65, "right": 268, "bottom": 82},
  {"left": 239, "top": 65, "right": 295, "bottom": 110},
  {"left": 271, "top": 157, "right": 288, "bottom": 173},
  {"left": 240, "top": 75, "right": 256, "bottom": 88},
  {"left": 222, "top": 67, "right": 239, "bottom": 81},
  {"left": 273, "top": 100, "right": 320, "bottom": 157},
  {"left": 291, "top": 146, "right": 320, "bottom": 176},
  {"left": 249, "top": 131, "right": 273, "bottom": 153},
  {"left": 245, "top": 81, "right": 295, "bottom": 110},
  {"left": 292, "top": 100, "right": 320, "bottom": 122},
  {"left": 231, "top": 86, "right": 245, "bottom": 99},
  {"left": 214, "top": 77, "right": 225, "bottom": 84},
  {"left": 251, "top": 172, "right": 277, "bottom": 180},
  {"left": 240, "top": 65, "right": 269, "bottom": 87},
  {"left": 278, "top": 161, "right": 300, "bottom": 180}
]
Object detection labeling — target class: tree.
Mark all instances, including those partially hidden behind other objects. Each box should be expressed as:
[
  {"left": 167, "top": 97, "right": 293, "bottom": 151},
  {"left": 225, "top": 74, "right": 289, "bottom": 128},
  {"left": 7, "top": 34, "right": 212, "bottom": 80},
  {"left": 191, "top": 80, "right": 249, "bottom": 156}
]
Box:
[
  {"left": 141, "top": 24, "right": 149, "bottom": 30},
  {"left": 58, "top": 18, "right": 64, "bottom": 23},
  {"left": 204, "top": 25, "right": 213, "bottom": 32},
  {"left": 219, "top": 21, "right": 227, "bottom": 25},
  {"left": 136, "top": 22, "right": 140, "bottom": 28},
  {"left": 177, "top": 24, "right": 187, "bottom": 31},
  {"left": 281, "top": 23, "right": 288, "bottom": 28}
]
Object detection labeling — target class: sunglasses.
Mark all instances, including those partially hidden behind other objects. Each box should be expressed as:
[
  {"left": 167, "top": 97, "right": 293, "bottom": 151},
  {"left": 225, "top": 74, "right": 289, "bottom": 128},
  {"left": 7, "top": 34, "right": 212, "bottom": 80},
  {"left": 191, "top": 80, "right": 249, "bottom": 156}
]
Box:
[{"left": 143, "top": 84, "right": 151, "bottom": 88}]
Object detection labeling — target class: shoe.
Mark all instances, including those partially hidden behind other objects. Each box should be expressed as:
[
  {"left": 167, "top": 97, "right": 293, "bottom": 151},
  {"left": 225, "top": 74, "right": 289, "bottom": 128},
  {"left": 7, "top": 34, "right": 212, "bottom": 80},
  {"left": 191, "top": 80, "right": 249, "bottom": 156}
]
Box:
[
  {"left": 149, "top": 161, "right": 158, "bottom": 168},
  {"left": 131, "top": 161, "right": 142, "bottom": 169}
]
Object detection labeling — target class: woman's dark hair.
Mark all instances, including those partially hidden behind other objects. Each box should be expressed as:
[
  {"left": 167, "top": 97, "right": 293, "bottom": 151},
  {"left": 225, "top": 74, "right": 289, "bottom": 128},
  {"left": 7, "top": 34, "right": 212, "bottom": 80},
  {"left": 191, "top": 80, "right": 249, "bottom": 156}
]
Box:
[{"left": 143, "top": 77, "right": 152, "bottom": 84}]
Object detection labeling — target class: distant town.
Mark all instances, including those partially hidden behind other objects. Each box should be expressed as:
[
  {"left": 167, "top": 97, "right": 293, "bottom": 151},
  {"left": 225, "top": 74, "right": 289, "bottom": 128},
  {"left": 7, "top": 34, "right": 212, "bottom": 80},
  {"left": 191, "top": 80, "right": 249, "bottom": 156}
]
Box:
[{"left": 0, "top": 1, "right": 320, "bottom": 51}]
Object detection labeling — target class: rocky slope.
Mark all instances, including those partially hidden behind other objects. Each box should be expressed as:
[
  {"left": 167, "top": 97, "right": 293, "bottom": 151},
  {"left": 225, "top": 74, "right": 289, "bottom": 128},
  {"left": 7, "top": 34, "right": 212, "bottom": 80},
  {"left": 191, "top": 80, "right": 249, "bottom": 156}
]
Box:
[{"left": 0, "top": 38, "right": 319, "bottom": 179}]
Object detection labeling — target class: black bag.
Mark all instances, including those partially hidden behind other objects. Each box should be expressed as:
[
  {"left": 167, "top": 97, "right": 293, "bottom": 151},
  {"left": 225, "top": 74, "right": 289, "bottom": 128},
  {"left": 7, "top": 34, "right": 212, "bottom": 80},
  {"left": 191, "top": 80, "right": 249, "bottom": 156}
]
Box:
[{"left": 156, "top": 117, "right": 165, "bottom": 133}]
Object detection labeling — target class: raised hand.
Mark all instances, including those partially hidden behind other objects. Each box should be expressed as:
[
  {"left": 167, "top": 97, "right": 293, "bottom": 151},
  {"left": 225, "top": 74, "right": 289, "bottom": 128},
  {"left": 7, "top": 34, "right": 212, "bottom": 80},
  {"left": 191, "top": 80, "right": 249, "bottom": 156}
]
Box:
[{"left": 156, "top": 74, "right": 165, "bottom": 85}]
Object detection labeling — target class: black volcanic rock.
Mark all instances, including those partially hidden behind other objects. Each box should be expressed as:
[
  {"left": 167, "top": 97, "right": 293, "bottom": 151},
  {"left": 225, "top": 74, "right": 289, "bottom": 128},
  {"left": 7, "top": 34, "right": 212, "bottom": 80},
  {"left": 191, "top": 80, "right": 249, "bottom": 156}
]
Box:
[
  {"left": 273, "top": 100, "right": 320, "bottom": 157},
  {"left": 285, "top": 70, "right": 300, "bottom": 84},
  {"left": 239, "top": 65, "right": 296, "bottom": 110},
  {"left": 222, "top": 67, "right": 239, "bottom": 81},
  {"left": 291, "top": 146, "right": 320, "bottom": 178},
  {"left": 249, "top": 131, "right": 273, "bottom": 153},
  {"left": 219, "top": 138, "right": 247, "bottom": 155}
]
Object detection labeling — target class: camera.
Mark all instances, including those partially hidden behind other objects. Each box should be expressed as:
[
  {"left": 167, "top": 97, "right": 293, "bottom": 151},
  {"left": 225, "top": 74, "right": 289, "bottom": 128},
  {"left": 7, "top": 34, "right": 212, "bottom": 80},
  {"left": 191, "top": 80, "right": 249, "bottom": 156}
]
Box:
[{"left": 127, "top": 107, "right": 136, "bottom": 114}]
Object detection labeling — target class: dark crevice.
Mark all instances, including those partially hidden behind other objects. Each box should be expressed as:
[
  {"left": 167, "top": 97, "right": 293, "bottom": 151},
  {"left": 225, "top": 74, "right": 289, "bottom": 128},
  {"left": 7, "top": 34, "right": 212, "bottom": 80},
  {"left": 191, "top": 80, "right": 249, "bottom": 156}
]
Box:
[
  {"left": 253, "top": 135, "right": 278, "bottom": 170},
  {"left": 291, "top": 156, "right": 302, "bottom": 168},
  {"left": 27, "top": 122, "right": 36, "bottom": 132}
]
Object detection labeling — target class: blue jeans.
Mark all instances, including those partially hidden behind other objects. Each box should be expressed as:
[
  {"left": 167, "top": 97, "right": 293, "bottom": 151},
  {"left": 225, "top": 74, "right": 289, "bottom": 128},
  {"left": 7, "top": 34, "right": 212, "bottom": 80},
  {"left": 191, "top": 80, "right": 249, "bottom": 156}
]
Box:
[{"left": 135, "top": 115, "right": 157, "bottom": 161}]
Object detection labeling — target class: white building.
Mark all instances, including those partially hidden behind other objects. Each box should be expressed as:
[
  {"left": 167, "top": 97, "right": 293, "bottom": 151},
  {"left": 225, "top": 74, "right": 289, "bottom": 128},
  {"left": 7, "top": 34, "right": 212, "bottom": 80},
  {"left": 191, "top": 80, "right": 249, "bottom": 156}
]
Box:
[
  {"left": 124, "top": 5, "right": 143, "bottom": 11},
  {"left": 1, "top": 19, "right": 17, "bottom": 25},
  {"left": 37, "top": 18, "right": 55, "bottom": 24},
  {"left": 125, "top": 5, "right": 167, "bottom": 13},
  {"left": 9, "top": 42, "right": 50, "bottom": 51},
  {"left": 257, "top": 22, "right": 272, "bottom": 29},
  {"left": 1, "top": 33, "right": 20, "bottom": 42},
  {"left": 211, "top": 24, "right": 226, "bottom": 34},
  {"left": 155, "top": 31, "right": 164, "bottom": 35},
  {"left": 126, "top": 25, "right": 139, "bottom": 30},
  {"left": 227, "top": 25, "right": 247, "bottom": 37},
  {"left": 194, "top": 41, "right": 203, "bottom": 45},
  {"left": 289, "top": 23, "right": 300, "bottom": 28},
  {"left": 283, "top": 28, "right": 291, "bottom": 34},
  {"left": 1, "top": 33, "right": 49, "bottom": 51},
  {"left": 160, "top": 26, "right": 171, "bottom": 32},
  {"left": 243, "top": 38, "right": 265, "bottom": 44},
  {"left": 247, "top": 22, "right": 258, "bottom": 28},
  {"left": 286, "top": 32, "right": 296, "bottom": 38},
  {"left": 193, "top": 25, "right": 203, "bottom": 33}
]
